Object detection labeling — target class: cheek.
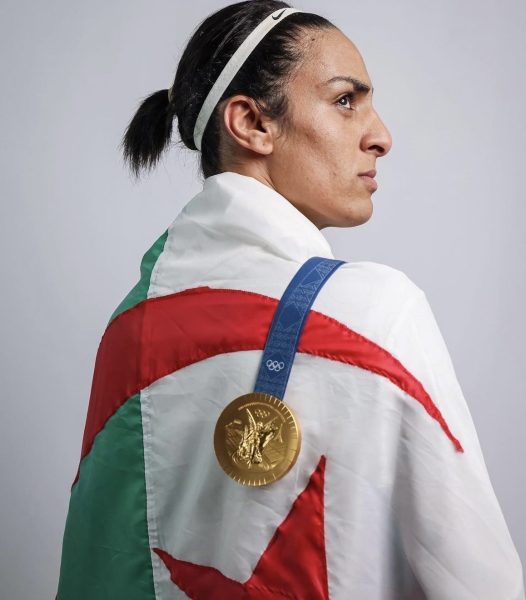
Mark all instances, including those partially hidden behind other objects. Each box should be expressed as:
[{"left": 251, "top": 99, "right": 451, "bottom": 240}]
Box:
[
  {"left": 278, "top": 106, "right": 360, "bottom": 179},
  {"left": 288, "top": 100, "right": 336, "bottom": 144},
  {"left": 286, "top": 118, "right": 336, "bottom": 163},
  {"left": 302, "top": 114, "right": 359, "bottom": 163}
]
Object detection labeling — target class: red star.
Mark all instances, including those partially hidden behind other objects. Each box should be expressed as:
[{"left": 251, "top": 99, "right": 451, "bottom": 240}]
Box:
[{"left": 153, "top": 455, "right": 329, "bottom": 599}]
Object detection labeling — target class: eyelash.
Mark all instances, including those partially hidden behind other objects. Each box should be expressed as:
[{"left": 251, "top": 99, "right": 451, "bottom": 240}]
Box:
[{"left": 337, "top": 92, "right": 357, "bottom": 111}]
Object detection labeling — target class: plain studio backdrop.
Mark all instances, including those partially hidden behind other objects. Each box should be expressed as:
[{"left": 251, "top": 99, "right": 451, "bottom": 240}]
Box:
[{"left": 1, "top": 1, "right": 524, "bottom": 598}]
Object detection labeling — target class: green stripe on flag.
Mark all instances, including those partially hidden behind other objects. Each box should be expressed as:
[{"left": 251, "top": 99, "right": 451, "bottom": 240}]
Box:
[
  {"left": 57, "top": 230, "right": 170, "bottom": 596},
  {"left": 108, "top": 229, "right": 169, "bottom": 325},
  {"left": 56, "top": 393, "right": 155, "bottom": 599}
]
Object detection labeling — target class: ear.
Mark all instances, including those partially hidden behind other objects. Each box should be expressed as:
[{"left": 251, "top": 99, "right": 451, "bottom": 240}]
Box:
[{"left": 221, "top": 95, "right": 275, "bottom": 156}]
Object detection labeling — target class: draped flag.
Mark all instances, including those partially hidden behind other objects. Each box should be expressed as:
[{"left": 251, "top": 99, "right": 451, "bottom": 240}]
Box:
[{"left": 56, "top": 171, "right": 524, "bottom": 599}]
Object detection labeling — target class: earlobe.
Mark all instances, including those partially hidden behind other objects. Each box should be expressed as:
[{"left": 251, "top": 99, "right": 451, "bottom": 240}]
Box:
[{"left": 248, "top": 129, "right": 274, "bottom": 156}]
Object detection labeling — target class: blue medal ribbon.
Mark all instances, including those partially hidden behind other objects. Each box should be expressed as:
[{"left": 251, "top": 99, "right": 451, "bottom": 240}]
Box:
[{"left": 254, "top": 256, "right": 346, "bottom": 400}]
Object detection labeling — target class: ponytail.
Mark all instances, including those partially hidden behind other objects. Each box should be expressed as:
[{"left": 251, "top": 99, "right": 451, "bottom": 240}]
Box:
[
  {"left": 120, "top": 88, "right": 176, "bottom": 180},
  {"left": 120, "top": 1, "right": 333, "bottom": 181}
]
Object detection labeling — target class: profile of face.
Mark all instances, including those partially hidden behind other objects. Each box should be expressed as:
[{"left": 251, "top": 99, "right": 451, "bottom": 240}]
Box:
[{"left": 220, "top": 26, "right": 393, "bottom": 230}]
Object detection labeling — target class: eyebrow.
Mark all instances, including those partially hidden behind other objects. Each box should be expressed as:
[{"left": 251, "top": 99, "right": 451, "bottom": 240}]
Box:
[{"left": 322, "top": 76, "right": 374, "bottom": 95}]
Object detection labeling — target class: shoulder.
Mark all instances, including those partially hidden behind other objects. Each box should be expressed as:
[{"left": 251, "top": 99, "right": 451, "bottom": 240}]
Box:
[
  {"left": 336, "top": 259, "right": 423, "bottom": 297},
  {"left": 314, "top": 259, "right": 425, "bottom": 346}
]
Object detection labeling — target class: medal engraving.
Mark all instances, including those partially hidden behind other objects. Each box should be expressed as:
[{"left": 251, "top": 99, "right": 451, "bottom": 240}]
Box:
[{"left": 214, "top": 392, "right": 301, "bottom": 486}]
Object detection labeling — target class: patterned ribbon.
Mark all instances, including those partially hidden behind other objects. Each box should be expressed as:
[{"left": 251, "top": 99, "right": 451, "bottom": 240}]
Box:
[{"left": 254, "top": 256, "right": 346, "bottom": 399}]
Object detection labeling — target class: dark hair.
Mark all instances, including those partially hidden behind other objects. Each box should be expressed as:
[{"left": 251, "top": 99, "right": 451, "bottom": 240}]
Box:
[{"left": 120, "top": 1, "right": 334, "bottom": 181}]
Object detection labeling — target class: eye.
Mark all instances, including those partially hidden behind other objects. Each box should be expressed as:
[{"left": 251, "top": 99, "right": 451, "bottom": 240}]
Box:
[{"left": 337, "top": 92, "right": 357, "bottom": 111}]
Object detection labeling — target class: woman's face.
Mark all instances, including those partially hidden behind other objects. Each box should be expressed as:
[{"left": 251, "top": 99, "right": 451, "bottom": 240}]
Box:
[
  {"left": 221, "top": 26, "right": 392, "bottom": 230},
  {"left": 272, "top": 27, "right": 392, "bottom": 229}
]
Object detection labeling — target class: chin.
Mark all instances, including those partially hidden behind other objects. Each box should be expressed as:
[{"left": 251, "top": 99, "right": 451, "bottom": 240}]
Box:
[
  {"left": 321, "top": 192, "right": 373, "bottom": 228},
  {"left": 345, "top": 193, "right": 373, "bottom": 226},
  {"left": 329, "top": 207, "right": 372, "bottom": 228}
]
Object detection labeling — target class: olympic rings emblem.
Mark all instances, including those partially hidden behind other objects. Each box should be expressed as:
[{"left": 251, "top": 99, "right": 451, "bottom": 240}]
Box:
[{"left": 266, "top": 359, "right": 285, "bottom": 372}]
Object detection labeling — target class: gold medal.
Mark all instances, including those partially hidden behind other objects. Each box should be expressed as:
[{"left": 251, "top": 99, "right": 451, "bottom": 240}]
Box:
[{"left": 214, "top": 392, "right": 301, "bottom": 486}]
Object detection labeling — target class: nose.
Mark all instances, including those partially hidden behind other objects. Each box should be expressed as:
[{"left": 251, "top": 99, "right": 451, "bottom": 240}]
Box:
[{"left": 361, "top": 108, "right": 392, "bottom": 157}]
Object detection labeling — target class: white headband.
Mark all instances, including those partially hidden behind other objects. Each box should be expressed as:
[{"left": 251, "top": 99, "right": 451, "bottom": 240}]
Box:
[{"left": 167, "top": 7, "right": 304, "bottom": 152}]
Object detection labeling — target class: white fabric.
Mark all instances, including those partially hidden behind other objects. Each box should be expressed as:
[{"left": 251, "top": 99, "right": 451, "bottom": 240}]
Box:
[
  {"left": 192, "top": 8, "right": 303, "bottom": 151},
  {"left": 142, "top": 171, "right": 525, "bottom": 599}
]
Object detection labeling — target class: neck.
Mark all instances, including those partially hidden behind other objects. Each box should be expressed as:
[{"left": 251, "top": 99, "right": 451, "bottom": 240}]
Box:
[{"left": 215, "top": 164, "right": 325, "bottom": 230}]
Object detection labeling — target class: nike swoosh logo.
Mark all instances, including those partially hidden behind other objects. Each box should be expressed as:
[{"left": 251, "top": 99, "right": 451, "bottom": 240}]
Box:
[{"left": 272, "top": 9, "right": 286, "bottom": 20}]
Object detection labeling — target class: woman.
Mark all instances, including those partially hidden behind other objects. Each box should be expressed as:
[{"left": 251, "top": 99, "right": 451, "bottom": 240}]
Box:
[{"left": 56, "top": 2, "right": 525, "bottom": 598}]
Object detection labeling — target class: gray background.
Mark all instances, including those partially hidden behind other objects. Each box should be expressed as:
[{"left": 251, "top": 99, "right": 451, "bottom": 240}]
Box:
[{"left": 1, "top": 1, "right": 524, "bottom": 598}]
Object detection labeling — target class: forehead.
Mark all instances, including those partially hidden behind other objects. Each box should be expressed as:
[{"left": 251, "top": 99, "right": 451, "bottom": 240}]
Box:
[{"left": 295, "top": 27, "right": 372, "bottom": 90}]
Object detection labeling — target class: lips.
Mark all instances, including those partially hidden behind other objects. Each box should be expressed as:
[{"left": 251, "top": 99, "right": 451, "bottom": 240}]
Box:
[
  {"left": 358, "top": 169, "right": 378, "bottom": 191},
  {"left": 359, "top": 169, "right": 376, "bottom": 178}
]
